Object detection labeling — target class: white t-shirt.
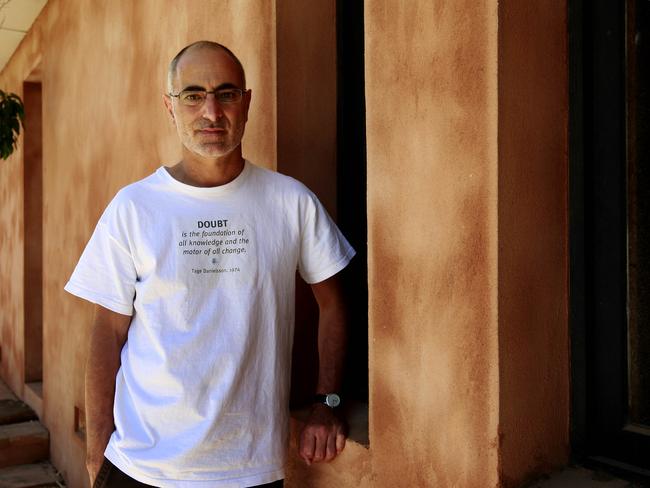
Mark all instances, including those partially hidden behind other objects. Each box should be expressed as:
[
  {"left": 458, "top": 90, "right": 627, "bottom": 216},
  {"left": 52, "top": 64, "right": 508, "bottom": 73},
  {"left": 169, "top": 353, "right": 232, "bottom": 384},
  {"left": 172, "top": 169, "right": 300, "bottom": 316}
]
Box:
[{"left": 65, "top": 161, "right": 355, "bottom": 487}]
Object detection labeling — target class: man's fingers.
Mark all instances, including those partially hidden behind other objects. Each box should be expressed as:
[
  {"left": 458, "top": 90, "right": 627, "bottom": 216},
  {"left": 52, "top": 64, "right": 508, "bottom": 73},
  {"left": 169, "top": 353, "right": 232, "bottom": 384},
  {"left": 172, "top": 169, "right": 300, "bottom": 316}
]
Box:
[
  {"left": 336, "top": 431, "right": 346, "bottom": 453},
  {"left": 311, "top": 430, "right": 327, "bottom": 462},
  {"left": 299, "top": 407, "right": 348, "bottom": 465},
  {"left": 86, "top": 459, "right": 102, "bottom": 486},
  {"left": 300, "top": 431, "right": 315, "bottom": 465},
  {"left": 325, "top": 432, "right": 337, "bottom": 461}
]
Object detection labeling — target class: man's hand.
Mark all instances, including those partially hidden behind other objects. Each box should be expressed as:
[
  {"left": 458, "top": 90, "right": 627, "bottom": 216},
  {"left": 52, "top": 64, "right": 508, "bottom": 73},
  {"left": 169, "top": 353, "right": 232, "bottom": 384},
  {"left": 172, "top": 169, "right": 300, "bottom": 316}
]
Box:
[
  {"left": 299, "top": 404, "right": 347, "bottom": 465},
  {"left": 86, "top": 456, "right": 103, "bottom": 486}
]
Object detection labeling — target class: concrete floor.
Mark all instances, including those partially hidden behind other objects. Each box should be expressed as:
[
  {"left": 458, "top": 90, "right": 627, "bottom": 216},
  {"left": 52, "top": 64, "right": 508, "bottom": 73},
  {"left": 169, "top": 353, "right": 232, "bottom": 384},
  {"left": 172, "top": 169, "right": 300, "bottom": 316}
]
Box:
[{"left": 529, "top": 466, "right": 647, "bottom": 487}]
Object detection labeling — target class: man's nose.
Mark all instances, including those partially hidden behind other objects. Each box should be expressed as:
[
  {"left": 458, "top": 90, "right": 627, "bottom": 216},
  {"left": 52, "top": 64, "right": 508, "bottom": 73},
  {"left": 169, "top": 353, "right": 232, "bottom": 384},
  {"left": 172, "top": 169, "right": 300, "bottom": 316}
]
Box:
[{"left": 201, "top": 93, "right": 224, "bottom": 121}]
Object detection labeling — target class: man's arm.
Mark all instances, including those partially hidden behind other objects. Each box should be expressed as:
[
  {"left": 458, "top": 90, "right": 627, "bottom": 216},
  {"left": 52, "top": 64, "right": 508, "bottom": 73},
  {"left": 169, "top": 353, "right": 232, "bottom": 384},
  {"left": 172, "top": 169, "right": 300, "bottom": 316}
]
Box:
[
  {"left": 85, "top": 305, "right": 131, "bottom": 483},
  {"left": 299, "top": 273, "right": 348, "bottom": 465}
]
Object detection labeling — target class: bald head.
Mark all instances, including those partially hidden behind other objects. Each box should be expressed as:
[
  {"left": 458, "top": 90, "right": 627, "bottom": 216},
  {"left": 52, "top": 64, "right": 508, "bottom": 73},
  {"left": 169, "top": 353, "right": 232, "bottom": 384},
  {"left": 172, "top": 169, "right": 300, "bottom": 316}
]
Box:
[{"left": 167, "top": 41, "right": 247, "bottom": 93}]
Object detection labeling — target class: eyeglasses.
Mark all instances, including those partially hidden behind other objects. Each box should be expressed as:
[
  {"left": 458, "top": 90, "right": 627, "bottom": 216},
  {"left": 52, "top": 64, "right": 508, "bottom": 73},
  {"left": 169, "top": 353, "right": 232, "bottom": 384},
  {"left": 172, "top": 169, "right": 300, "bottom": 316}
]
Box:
[{"left": 168, "top": 88, "right": 246, "bottom": 107}]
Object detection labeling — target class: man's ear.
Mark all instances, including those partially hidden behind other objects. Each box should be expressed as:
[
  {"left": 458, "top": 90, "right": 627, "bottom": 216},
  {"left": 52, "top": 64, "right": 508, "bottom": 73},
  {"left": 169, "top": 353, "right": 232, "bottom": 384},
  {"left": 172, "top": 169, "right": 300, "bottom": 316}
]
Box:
[
  {"left": 243, "top": 89, "right": 252, "bottom": 123},
  {"left": 163, "top": 94, "right": 176, "bottom": 124}
]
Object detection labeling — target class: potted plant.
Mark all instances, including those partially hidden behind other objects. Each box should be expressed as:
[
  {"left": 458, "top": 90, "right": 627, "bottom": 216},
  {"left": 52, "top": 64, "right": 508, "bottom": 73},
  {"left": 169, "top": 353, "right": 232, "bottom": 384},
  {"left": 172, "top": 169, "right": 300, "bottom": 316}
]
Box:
[{"left": 0, "top": 89, "right": 25, "bottom": 160}]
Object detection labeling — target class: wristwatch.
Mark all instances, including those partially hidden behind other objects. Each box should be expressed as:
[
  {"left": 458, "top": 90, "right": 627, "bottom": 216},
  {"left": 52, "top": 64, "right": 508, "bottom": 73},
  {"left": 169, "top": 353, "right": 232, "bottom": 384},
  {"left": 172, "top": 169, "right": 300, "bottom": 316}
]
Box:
[{"left": 314, "top": 393, "right": 341, "bottom": 408}]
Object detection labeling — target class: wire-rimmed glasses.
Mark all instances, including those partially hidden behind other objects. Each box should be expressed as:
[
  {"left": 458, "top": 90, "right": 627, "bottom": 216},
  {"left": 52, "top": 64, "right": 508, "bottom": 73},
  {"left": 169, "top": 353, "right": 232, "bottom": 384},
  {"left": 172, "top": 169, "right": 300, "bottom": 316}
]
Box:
[{"left": 169, "top": 88, "right": 246, "bottom": 107}]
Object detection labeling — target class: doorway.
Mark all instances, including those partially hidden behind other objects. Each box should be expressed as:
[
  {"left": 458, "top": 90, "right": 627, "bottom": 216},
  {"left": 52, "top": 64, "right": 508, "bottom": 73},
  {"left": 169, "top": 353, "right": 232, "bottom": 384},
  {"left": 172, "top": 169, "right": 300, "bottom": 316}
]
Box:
[
  {"left": 22, "top": 71, "right": 43, "bottom": 417},
  {"left": 570, "top": 0, "right": 650, "bottom": 480},
  {"left": 276, "top": 0, "right": 368, "bottom": 441}
]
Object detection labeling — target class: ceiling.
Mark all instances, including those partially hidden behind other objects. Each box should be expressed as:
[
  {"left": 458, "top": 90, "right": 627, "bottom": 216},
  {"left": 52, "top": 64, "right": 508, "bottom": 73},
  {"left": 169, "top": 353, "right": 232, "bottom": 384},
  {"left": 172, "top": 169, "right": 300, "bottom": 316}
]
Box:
[{"left": 0, "top": 0, "right": 48, "bottom": 74}]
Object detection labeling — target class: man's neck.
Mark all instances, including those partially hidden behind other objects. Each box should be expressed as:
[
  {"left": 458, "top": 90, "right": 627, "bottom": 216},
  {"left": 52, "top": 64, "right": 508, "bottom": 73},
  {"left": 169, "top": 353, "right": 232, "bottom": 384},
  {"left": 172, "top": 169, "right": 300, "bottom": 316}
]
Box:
[{"left": 168, "top": 149, "right": 245, "bottom": 188}]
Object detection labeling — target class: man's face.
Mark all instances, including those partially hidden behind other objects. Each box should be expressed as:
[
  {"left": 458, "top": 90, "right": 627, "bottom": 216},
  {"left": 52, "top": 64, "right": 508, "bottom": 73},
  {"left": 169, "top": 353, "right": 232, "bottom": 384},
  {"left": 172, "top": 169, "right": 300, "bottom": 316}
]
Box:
[{"left": 164, "top": 48, "right": 251, "bottom": 159}]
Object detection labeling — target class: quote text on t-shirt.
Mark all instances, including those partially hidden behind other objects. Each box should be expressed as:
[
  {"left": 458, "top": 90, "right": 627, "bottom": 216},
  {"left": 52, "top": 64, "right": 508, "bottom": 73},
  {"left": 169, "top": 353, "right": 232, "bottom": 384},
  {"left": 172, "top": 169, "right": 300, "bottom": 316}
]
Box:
[{"left": 177, "top": 220, "right": 251, "bottom": 275}]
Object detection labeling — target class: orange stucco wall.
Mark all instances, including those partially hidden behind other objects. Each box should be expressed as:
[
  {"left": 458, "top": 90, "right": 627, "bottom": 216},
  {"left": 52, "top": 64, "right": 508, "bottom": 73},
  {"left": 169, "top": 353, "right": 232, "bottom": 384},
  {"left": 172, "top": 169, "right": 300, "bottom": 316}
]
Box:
[
  {"left": 497, "top": 1, "right": 570, "bottom": 485},
  {"left": 0, "top": 0, "right": 569, "bottom": 487},
  {"left": 0, "top": 1, "right": 276, "bottom": 486},
  {"left": 365, "top": 1, "right": 500, "bottom": 486}
]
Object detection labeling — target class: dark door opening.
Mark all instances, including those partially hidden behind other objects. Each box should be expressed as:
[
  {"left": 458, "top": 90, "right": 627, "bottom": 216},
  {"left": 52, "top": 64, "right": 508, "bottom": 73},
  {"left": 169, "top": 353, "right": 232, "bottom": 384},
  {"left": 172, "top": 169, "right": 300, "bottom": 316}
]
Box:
[
  {"left": 336, "top": 0, "right": 368, "bottom": 407},
  {"left": 570, "top": 0, "right": 650, "bottom": 480},
  {"left": 23, "top": 76, "right": 44, "bottom": 412}
]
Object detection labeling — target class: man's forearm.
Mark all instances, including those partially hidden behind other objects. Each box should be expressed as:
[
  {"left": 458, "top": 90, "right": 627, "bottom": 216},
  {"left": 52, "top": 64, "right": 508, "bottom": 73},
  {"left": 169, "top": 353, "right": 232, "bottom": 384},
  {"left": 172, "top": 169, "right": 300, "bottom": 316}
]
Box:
[
  {"left": 310, "top": 275, "right": 348, "bottom": 395},
  {"left": 300, "top": 275, "right": 349, "bottom": 465},
  {"left": 315, "top": 302, "right": 347, "bottom": 394},
  {"left": 85, "top": 307, "right": 131, "bottom": 471}
]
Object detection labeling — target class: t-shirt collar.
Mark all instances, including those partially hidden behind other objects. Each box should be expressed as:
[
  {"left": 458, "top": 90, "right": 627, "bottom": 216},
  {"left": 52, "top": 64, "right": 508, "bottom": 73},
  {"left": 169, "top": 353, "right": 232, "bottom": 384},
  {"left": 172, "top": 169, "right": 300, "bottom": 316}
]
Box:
[{"left": 158, "top": 160, "right": 251, "bottom": 197}]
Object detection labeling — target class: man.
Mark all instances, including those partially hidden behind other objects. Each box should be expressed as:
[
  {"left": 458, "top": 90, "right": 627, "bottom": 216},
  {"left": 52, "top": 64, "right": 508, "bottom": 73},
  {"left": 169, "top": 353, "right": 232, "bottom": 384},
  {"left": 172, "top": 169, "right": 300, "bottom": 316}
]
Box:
[{"left": 65, "top": 41, "right": 354, "bottom": 487}]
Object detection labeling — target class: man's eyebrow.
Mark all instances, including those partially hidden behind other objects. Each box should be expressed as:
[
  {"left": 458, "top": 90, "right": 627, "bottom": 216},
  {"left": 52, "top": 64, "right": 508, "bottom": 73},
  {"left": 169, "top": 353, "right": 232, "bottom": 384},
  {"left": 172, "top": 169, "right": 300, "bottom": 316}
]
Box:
[
  {"left": 180, "top": 85, "right": 206, "bottom": 92},
  {"left": 215, "top": 83, "right": 240, "bottom": 90},
  {"left": 179, "top": 83, "right": 242, "bottom": 92}
]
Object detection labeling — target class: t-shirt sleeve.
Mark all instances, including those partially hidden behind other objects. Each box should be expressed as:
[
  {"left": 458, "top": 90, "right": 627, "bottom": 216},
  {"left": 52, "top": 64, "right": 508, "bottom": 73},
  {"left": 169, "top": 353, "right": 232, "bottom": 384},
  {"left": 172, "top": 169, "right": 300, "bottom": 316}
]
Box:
[
  {"left": 64, "top": 199, "right": 137, "bottom": 316},
  {"left": 297, "top": 192, "right": 356, "bottom": 284}
]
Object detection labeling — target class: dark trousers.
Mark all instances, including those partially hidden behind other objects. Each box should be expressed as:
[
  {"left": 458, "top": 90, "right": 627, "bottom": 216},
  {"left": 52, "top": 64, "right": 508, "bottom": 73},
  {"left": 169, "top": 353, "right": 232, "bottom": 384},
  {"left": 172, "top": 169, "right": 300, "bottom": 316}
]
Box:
[{"left": 93, "top": 458, "right": 284, "bottom": 488}]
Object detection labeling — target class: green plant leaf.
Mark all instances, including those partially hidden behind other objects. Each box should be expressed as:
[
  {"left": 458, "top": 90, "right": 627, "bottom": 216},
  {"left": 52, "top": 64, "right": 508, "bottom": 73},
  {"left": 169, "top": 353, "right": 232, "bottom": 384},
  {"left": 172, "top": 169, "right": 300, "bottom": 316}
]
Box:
[{"left": 0, "top": 89, "right": 25, "bottom": 160}]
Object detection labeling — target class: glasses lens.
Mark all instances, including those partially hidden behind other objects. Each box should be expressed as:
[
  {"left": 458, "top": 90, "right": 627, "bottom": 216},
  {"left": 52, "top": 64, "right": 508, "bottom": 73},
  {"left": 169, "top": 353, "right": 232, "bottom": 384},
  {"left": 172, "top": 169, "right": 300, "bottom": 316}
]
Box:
[
  {"left": 179, "top": 90, "right": 206, "bottom": 106},
  {"left": 217, "top": 89, "right": 243, "bottom": 103}
]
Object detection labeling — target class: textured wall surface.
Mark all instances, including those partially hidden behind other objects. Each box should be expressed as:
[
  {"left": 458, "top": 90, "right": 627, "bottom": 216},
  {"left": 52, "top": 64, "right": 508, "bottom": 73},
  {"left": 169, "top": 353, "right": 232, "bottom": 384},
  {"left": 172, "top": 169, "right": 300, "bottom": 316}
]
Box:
[
  {"left": 276, "top": 0, "right": 337, "bottom": 216},
  {"left": 365, "top": 1, "right": 500, "bottom": 486},
  {"left": 0, "top": 3, "right": 44, "bottom": 422},
  {"left": 0, "top": 1, "right": 276, "bottom": 486},
  {"left": 0, "top": 0, "right": 570, "bottom": 486},
  {"left": 497, "top": 1, "right": 570, "bottom": 485}
]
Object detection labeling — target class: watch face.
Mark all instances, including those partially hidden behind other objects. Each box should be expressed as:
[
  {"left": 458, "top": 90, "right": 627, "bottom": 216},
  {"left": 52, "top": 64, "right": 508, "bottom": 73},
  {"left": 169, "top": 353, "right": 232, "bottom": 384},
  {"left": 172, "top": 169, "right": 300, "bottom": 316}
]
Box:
[{"left": 326, "top": 393, "right": 341, "bottom": 408}]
